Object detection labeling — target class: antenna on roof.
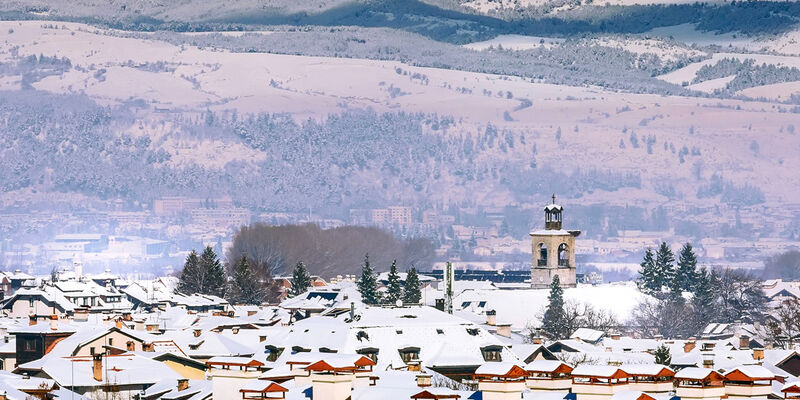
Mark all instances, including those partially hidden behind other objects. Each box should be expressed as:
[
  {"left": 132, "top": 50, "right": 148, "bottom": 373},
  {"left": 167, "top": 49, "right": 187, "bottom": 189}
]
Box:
[{"left": 552, "top": 193, "right": 556, "bottom": 204}]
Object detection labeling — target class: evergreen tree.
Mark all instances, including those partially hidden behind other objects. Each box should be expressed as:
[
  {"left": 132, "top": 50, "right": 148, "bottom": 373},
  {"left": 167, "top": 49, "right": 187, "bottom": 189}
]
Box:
[
  {"left": 654, "top": 344, "right": 672, "bottom": 365},
  {"left": 691, "top": 267, "right": 717, "bottom": 333},
  {"left": 655, "top": 242, "right": 676, "bottom": 292},
  {"left": 290, "top": 261, "right": 312, "bottom": 297},
  {"left": 637, "top": 248, "right": 660, "bottom": 296},
  {"left": 177, "top": 247, "right": 226, "bottom": 298},
  {"left": 177, "top": 250, "right": 201, "bottom": 294},
  {"left": 227, "top": 255, "right": 265, "bottom": 305},
  {"left": 675, "top": 243, "right": 699, "bottom": 292},
  {"left": 385, "top": 260, "right": 403, "bottom": 304},
  {"left": 403, "top": 267, "right": 422, "bottom": 304},
  {"left": 199, "top": 246, "right": 227, "bottom": 298},
  {"left": 357, "top": 254, "right": 380, "bottom": 305},
  {"left": 541, "top": 275, "right": 568, "bottom": 339}
]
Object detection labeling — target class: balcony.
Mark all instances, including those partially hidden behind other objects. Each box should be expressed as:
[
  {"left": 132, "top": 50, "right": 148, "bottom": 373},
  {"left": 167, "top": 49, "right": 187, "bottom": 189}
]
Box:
[
  {"left": 537, "top": 259, "right": 548, "bottom": 267},
  {"left": 629, "top": 381, "right": 674, "bottom": 393},
  {"left": 676, "top": 386, "right": 726, "bottom": 400},
  {"left": 725, "top": 384, "right": 772, "bottom": 399},
  {"left": 526, "top": 378, "right": 572, "bottom": 391},
  {"left": 558, "top": 259, "right": 569, "bottom": 267}
]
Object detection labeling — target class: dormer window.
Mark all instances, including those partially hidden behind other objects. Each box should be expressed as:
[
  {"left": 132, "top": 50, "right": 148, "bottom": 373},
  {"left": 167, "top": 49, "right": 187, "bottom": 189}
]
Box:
[
  {"left": 291, "top": 346, "right": 311, "bottom": 354},
  {"left": 356, "top": 347, "right": 379, "bottom": 363},
  {"left": 399, "top": 347, "right": 420, "bottom": 364},
  {"left": 265, "top": 345, "right": 283, "bottom": 362},
  {"left": 481, "top": 345, "right": 502, "bottom": 362},
  {"left": 436, "top": 329, "right": 444, "bottom": 335},
  {"left": 466, "top": 328, "right": 479, "bottom": 336}
]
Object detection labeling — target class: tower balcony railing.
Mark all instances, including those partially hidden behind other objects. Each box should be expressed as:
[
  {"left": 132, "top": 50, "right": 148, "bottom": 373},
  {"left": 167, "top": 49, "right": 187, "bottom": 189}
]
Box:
[
  {"left": 537, "top": 259, "right": 547, "bottom": 267},
  {"left": 558, "top": 259, "right": 569, "bottom": 267}
]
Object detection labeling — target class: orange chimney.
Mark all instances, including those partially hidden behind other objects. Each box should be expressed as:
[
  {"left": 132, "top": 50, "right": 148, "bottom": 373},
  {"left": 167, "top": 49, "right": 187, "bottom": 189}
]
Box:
[
  {"left": 29, "top": 315, "right": 37, "bottom": 326},
  {"left": 92, "top": 354, "right": 103, "bottom": 382},
  {"left": 684, "top": 340, "right": 696, "bottom": 353},
  {"left": 50, "top": 315, "right": 58, "bottom": 331},
  {"left": 177, "top": 379, "right": 189, "bottom": 391}
]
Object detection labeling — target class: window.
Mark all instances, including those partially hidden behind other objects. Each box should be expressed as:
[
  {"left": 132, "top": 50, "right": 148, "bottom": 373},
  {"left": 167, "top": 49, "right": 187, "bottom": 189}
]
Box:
[
  {"left": 461, "top": 301, "right": 471, "bottom": 308},
  {"left": 28, "top": 299, "right": 35, "bottom": 308},
  {"left": 436, "top": 329, "right": 444, "bottom": 335},
  {"left": 398, "top": 347, "right": 420, "bottom": 364},
  {"left": 108, "top": 338, "right": 113, "bottom": 346},
  {"left": 90, "top": 347, "right": 96, "bottom": 355},
  {"left": 478, "top": 301, "right": 487, "bottom": 308},
  {"left": 481, "top": 346, "right": 502, "bottom": 362},
  {"left": 466, "top": 328, "right": 479, "bottom": 336},
  {"left": 23, "top": 339, "right": 36, "bottom": 351}
]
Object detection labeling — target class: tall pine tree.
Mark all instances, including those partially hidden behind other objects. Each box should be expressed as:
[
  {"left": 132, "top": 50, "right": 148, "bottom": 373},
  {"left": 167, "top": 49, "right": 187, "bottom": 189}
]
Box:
[
  {"left": 675, "top": 243, "right": 699, "bottom": 292},
  {"left": 403, "top": 267, "right": 422, "bottom": 304},
  {"left": 655, "top": 242, "right": 676, "bottom": 293},
  {"left": 227, "top": 255, "right": 265, "bottom": 305},
  {"left": 541, "top": 275, "right": 568, "bottom": 339},
  {"left": 177, "top": 247, "right": 226, "bottom": 297},
  {"left": 177, "top": 250, "right": 201, "bottom": 294},
  {"left": 357, "top": 254, "right": 379, "bottom": 305},
  {"left": 637, "top": 248, "right": 660, "bottom": 296},
  {"left": 385, "top": 260, "right": 403, "bottom": 304},
  {"left": 199, "top": 246, "right": 227, "bottom": 298},
  {"left": 290, "top": 261, "right": 312, "bottom": 297},
  {"left": 691, "top": 267, "right": 716, "bottom": 333}
]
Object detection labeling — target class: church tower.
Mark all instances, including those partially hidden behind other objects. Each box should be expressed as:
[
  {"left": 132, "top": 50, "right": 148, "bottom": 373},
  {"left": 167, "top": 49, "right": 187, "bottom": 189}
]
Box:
[{"left": 530, "top": 195, "right": 581, "bottom": 289}]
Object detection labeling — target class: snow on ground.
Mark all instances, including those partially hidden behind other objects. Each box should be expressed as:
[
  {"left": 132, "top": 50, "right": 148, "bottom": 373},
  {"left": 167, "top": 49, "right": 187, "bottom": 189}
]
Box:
[
  {"left": 453, "top": 282, "right": 649, "bottom": 329},
  {"left": 647, "top": 24, "right": 800, "bottom": 56},
  {"left": 590, "top": 37, "right": 706, "bottom": 63},
  {"left": 463, "top": 34, "right": 564, "bottom": 51},
  {"left": 3, "top": 21, "right": 800, "bottom": 203},
  {"left": 737, "top": 80, "right": 800, "bottom": 101},
  {"left": 657, "top": 52, "right": 800, "bottom": 85},
  {"left": 686, "top": 75, "right": 736, "bottom": 93}
]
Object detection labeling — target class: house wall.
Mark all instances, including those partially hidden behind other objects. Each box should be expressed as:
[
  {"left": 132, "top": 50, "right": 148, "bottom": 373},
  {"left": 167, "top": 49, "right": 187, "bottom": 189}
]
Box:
[
  {"left": 10, "top": 298, "right": 61, "bottom": 318},
  {"left": 74, "top": 332, "right": 144, "bottom": 356},
  {"left": 162, "top": 360, "right": 206, "bottom": 380}
]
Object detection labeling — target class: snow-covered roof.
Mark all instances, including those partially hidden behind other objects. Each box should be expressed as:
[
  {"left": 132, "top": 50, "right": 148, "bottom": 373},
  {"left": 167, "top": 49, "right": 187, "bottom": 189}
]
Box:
[
  {"left": 621, "top": 364, "right": 674, "bottom": 377},
  {"left": 571, "top": 365, "right": 627, "bottom": 378},
  {"left": 524, "top": 360, "right": 571, "bottom": 373},
  {"left": 474, "top": 362, "right": 525, "bottom": 377},
  {"left": 725, "top": 365, "right": 775, "bottom": 380},
  {"left": 674, "top": 367, "right": 722, "bottom": 381},
  {"left": 571, "top": 328, "right": 605, "bottom": 343}
]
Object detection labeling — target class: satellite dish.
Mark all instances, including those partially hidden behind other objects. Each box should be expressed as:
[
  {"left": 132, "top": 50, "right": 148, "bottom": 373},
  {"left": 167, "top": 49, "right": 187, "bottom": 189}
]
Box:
[{"left": 396, "top": 299, "right": 403, "bottom": 308}]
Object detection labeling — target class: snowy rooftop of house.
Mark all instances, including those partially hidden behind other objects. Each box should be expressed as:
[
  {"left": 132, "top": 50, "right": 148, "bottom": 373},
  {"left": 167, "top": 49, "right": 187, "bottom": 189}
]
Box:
[
  {"left": 571, "top": 328, "right": 605, "bottom": 343},
  {"left": 675, "top": 367, "right": 721, "bottom": 380},
  {"left": 571, "top": 365, "right": 627, "bottom": 378},
  {"left": 725, "top": 365, "right": 775, "bottom": 380},
  {"left": 525, "top": 360, "right": 571, "bottom": 373},
  {"left": 621, "top": 364, "right": 674, "bottom": 376},
  {"left": 474, "top": 362, "right": 524, "bottom": 377}
]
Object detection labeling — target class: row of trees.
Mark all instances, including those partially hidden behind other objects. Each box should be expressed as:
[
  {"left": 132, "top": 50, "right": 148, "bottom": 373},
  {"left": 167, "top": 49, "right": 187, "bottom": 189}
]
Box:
[
  {"left": 356, "top": 254, "right": 422, "bottom": 305},
  {"left": 633, "top": 242, "right": 766, "bottom": 338},
  {"left": 176, "top": 246, "right": 281, "bottom": 305}
]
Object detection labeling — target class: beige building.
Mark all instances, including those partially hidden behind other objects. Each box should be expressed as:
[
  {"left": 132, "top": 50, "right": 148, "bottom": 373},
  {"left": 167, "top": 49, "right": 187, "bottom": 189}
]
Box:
[{"left": 530, "top": 197, "right": 580, "bottom": 289}]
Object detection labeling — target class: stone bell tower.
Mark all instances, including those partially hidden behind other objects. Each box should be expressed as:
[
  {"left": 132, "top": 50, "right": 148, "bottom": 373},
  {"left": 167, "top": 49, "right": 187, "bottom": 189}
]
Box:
[{"left": 530, "top": 195, "right": 581, "bottom": 289}]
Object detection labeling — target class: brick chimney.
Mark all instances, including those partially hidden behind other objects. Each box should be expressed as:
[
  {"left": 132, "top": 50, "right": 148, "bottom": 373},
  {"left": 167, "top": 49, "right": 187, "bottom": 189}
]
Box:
[
  {"left": 702, "top": 353, "right": 714, "bottom": 369},
  {"left": 29, "top": 315, "right": 37, "bottom": 326},
  {"left": 177, "top": 379, "right": 189, "bottom": 391},
  {"left": 416, "top": 373, "right": 432, "bottom": 388},
  {"left": 50, "top": 315, "right": 58, "bottom": 331},
  {"left": 739, "top": 335, "right": 750, "bottom": 350},
  {"left": 753, "top": 347, "right": 765, "bottom": 362},
  {"left": 610, "top": 332, "right": 621, "bottom": 340},
  {"left": 496, "top": 323, "right": 511, "bottom": 338},
  {"left": 486, "top": 310, "right": 497, "bottom": 326},
  {"left": 92, "top": 354, "right": 103, "bottom": 382},
  {"left": 531, "top": 337, "right": 543, "bottom": 345},
  {"left": 684, "top": 340, "right": 696, "bottom": 353},
  {"left": 193, "top": 329, "right": 202, "bottom": 337}
]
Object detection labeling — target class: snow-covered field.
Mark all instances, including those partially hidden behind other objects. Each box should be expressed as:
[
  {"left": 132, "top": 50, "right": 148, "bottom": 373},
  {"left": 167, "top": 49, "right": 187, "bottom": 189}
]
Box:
[
  {"left": 2, "top": 21, "right": 800, "bottom": 206},
  {"left": 463, "top": 34, "right": 564, "bottom": 51},
  {"left": 657, "top": 52, "right": 800, "bottom": 86}
]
